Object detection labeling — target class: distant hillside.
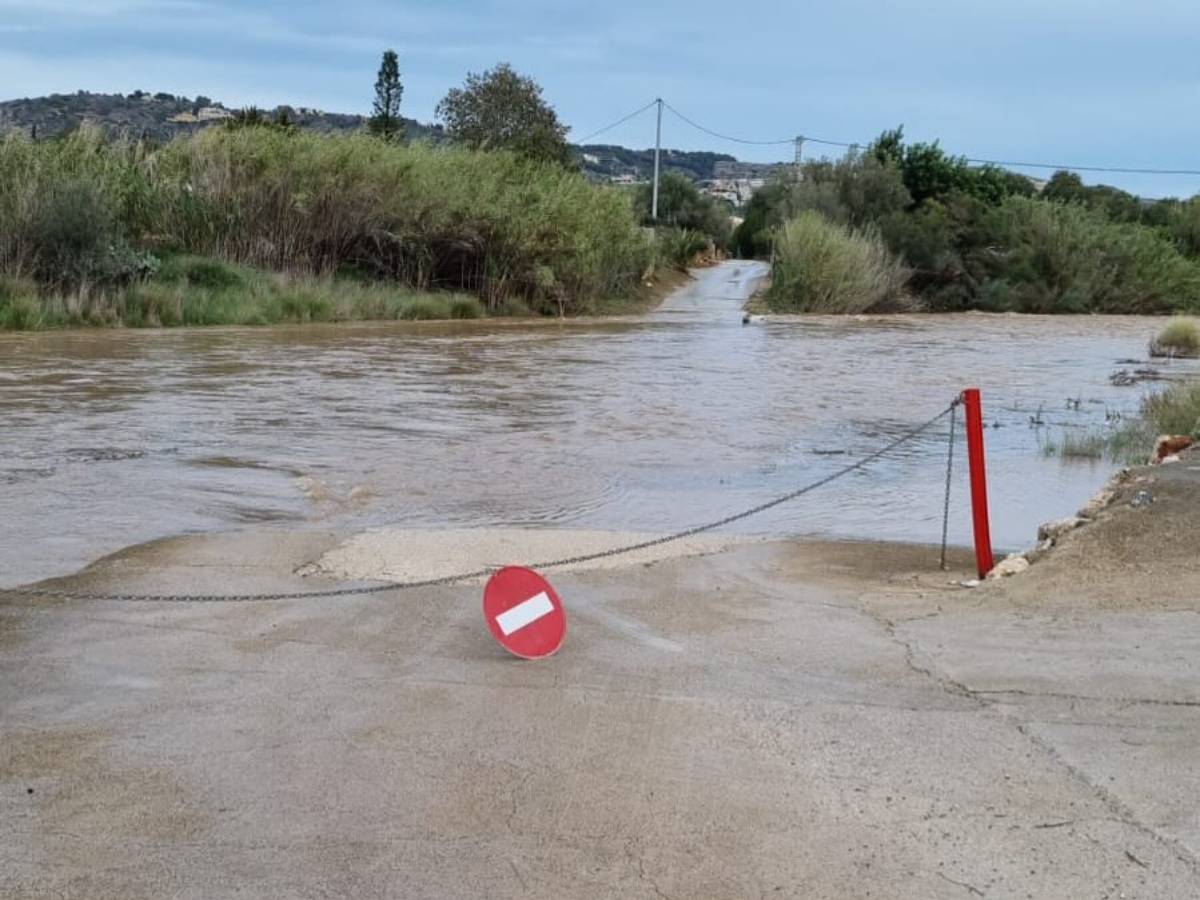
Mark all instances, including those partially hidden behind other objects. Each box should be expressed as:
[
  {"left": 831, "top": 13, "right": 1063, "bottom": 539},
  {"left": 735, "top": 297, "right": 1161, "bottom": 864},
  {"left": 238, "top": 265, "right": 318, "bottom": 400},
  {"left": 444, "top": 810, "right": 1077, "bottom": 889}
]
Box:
[
  {"left": 0, "top": 91, "right": 775, "bottom": 183},
  {"left": 0, "top": 91, "right": 440, "bottom": 144},
  {"left": 577, "top": 144, "right": 738, "bottom": 182}
]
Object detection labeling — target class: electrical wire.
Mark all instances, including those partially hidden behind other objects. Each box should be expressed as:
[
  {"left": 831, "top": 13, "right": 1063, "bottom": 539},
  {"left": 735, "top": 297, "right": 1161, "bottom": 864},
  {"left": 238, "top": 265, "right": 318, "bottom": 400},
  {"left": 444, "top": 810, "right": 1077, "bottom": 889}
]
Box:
[
  {"left": 660, "top": 101, "right": 1200, "bottom": 178},
  {"left": 575, "top": 99, "right": 658, "bottom": 144},
  {"left": 661, "top": 101, "right": 794, "bottom": 146}
]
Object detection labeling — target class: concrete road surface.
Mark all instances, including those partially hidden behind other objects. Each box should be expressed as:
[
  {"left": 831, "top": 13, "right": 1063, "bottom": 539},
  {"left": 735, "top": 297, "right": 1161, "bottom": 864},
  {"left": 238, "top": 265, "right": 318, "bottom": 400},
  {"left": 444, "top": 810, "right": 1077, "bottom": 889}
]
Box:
[{"left": 3, "top": 525, "right": 1199, "bottom": 899}]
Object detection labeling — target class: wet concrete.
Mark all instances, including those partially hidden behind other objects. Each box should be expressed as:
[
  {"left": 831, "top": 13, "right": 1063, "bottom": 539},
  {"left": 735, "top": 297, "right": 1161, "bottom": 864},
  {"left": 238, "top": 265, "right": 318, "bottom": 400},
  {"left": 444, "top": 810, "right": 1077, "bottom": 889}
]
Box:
[{"left": 3, "top": 528, "right": 1198, "bottom": 899}]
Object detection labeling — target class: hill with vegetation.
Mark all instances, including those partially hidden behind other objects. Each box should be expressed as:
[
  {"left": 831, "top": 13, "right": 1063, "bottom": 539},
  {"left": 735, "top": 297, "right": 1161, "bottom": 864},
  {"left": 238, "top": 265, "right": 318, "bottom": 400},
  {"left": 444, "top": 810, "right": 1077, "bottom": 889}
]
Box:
[
  {"left": 0, "top": 91, "right": 440, "bottom": 144},
  {"left": 0, "top": 92, "right": 756, "bottom": 182}
]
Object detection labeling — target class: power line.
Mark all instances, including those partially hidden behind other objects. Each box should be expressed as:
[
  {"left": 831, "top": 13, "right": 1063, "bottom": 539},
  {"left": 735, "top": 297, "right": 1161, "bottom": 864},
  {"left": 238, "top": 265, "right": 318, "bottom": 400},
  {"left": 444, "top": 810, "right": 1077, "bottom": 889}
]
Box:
[
  {"left": 960, "top": 157, "right": 1200, "bottom": 177},
  {"left": 575, "top": 99, "right": 657, "bottom": 144},
  {"left": 661, "top": 101, "right": 794, "bottom": 146},
  {"left": 574, "top": 97, "right": 1200, "bottom": 179},
  {"left": 658, "top": 101, "right": 1200, "bottom": 178}
]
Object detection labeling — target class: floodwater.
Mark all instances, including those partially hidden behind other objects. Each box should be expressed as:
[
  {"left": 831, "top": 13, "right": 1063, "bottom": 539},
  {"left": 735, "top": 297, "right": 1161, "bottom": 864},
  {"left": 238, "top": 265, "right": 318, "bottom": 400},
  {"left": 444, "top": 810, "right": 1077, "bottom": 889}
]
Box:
[{"left": 2, "top": 261, "right": 1196, "bottom": 585}]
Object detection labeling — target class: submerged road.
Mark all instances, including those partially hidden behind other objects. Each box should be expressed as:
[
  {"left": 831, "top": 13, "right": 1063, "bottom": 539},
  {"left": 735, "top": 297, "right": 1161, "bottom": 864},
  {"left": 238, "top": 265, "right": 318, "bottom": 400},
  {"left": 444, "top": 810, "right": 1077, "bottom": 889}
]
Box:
[{"left": 5, "top": 260, "right": 1196, "bottom": 586}]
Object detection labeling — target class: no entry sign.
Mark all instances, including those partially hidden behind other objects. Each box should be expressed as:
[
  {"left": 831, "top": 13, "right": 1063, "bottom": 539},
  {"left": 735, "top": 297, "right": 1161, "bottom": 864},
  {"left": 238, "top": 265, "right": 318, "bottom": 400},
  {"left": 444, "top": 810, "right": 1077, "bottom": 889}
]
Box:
[{"left": 483, "top": 566, "right": 566, "bottom": 659}]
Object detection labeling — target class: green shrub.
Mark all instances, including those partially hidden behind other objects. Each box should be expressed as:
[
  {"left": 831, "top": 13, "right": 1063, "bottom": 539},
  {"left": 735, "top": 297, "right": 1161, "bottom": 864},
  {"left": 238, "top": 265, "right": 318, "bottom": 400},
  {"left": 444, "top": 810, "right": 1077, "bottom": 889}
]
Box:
[
  {"left": 0, "top": 128, "right": 653, "bottom": 315},
  {"left": 398, "top": 296, "right": 452, "bottom": 320},
  {"left": 148, "top": 129, "right": 651, "bottom": 312},
  {"left": 448, "top": 295, "right": 483, "bottom": 319},
  {"left": 1149, "top": 318, "right": 1200, "bottom": 358},
  {"left": 158, "top": 255, "right": 246, "bottom": 290},
  {"left": 766, "top": 211, "right": 913, "bottom": 313},
  {"left": 975, "top": 197, "right": 1200, "bottom": 314},
  {"left": 0, "top": 294, "right": 44, "bottom": 330},
  {"left": 634, "top": 172, "right": 732, "bottom": 246},
  {"left": 1143, "top": 381, "right": 1200, "bottom": 437},
  {"left": 657, "top": 227, "right": 709, "bottom": 268},
  {"left": 278, "top": 289, "right": 335, "bottom": 323}
]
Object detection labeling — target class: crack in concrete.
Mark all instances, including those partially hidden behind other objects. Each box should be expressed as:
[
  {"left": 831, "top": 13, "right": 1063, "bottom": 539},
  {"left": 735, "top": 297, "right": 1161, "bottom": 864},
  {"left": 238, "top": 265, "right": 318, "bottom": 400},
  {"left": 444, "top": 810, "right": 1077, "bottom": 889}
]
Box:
[
  {"left": 935, "top": 871, "right": 985, "bottom": 897},
  {"left": 872, "top": 611, "right": 1200, "bottom": 879},
  {"left": 623, "top": 837, "right": 673, "bottom": 900},
  {"left": 973, "top": 688, "right": 1200, "bottom": 708}
]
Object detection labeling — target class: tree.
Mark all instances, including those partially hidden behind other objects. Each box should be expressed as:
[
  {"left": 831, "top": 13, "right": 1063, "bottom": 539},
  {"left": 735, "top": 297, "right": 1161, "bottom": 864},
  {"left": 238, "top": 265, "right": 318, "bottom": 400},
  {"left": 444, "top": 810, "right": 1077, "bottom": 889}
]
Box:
[
  {"left": 435, "top": 63, "right": 572, "bottom": 166},
  {"left": 369, "top": 49, "right": 403, "bottom": 140},
  {"left": 633, "top": 172, "right": 732, "bottom": 245}
]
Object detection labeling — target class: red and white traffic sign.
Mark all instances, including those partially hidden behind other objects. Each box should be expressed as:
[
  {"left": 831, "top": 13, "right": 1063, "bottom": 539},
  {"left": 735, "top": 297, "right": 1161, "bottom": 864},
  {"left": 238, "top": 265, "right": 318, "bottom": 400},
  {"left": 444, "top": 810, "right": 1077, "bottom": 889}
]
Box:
[{"left": 483, "top": 566, "right": 566, "bottom": 659}]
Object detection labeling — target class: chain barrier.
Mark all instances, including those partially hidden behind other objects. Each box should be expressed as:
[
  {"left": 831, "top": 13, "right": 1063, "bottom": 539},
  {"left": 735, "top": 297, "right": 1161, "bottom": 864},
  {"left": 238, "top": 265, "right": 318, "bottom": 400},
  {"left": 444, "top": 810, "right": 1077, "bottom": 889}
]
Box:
[
  {"left": 940, "top": 398, "right": 960, "bottom": 570},
  {"left": 1, "top": 400, "right": 960, "bottom": 604}
]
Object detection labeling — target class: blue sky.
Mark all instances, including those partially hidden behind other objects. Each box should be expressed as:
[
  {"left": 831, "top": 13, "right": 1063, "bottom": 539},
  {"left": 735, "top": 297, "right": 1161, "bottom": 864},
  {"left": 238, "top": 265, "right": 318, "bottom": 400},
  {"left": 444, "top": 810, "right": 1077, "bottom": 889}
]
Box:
[{"left": 2, "top": 0, "right": 1198, "bottom": 197}]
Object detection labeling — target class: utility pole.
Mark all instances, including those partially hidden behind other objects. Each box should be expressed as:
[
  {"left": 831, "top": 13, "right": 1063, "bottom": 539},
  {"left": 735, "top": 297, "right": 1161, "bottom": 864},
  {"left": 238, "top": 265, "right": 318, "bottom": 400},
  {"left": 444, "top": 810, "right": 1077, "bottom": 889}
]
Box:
[
  {"left": 794, "top": 135, "right": 805, "bottom": 178},
  {"left": 651, "top": 98, "right": 663, "bottom": 221}
]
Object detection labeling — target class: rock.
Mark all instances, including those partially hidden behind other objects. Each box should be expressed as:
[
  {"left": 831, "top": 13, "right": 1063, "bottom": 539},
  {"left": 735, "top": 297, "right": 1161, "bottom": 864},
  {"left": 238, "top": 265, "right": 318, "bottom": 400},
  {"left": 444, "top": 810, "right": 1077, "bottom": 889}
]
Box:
[
  {"left": 1152, "top": 434, "right": 1194, "bottom": 463},
  {"left": 1024, "top": 538, "right": 1055, "bottom": 564},
  {"left": 986, "top": 553, "right": 1030, "bottom": 580},
  {"left": 1077, "top": 488, "right": 1116, "bottom": 519},
  {"left": 1037, "top": 517, "right": 1084, "bottom": 543},
  {"left": 1130, "top": 489, "right": 1154, "bottom": 508}
]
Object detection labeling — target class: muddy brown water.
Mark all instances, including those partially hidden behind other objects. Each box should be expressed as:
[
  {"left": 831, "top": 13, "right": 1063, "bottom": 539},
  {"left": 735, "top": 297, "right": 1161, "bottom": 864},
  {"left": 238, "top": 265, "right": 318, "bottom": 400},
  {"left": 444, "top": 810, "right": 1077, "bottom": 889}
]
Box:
[{"left": 2, "top": 261, "right": 1196, "bottom": 586}]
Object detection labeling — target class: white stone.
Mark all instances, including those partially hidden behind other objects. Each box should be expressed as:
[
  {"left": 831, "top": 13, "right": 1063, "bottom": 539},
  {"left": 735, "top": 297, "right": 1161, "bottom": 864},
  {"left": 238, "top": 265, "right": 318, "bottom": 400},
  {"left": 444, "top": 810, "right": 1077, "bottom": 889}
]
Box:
[{"left": 986, "top": 554, "right": 1030, "bottom": 580}]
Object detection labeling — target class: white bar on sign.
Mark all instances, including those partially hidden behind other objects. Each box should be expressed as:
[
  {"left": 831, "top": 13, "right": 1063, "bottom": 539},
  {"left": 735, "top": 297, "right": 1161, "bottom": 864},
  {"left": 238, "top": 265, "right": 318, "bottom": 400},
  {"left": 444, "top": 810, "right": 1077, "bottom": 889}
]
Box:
[{"left": 496, "top": 592, "right": 554, "bottom": 636}]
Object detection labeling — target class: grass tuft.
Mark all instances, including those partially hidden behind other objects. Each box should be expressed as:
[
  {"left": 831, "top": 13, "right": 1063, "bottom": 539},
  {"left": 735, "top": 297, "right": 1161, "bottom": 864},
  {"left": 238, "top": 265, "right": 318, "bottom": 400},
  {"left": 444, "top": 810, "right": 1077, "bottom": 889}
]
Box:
[{"left": 1149, "top": 318, "right": 1200, "bottom": 358}]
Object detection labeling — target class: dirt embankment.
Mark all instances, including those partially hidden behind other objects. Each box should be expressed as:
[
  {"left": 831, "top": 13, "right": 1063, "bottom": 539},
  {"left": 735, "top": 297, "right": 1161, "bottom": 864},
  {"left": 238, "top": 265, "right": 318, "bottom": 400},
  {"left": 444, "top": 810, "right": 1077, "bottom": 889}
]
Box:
[{"left": 986, "top": 447, "right": 1200, "bottom": 611}]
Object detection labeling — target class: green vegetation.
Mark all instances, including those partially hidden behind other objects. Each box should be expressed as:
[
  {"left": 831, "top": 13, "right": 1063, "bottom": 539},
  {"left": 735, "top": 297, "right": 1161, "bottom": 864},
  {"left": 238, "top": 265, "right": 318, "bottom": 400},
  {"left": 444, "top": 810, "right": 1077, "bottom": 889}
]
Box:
[
  {"left": 1149, "top": 318, "right": 1200, "bottom": 358},
  {"left": 0, "top": 256, "right": 483, "bottom": 330},
  {"left": 656, "top": 228, "right": 710, "bottom": 268},
  {"left": 765, "top": 211, "right": 911, "bottom": 313},
  {"left": 369, "top": 50, "right": 404, "bottom": 140},
  {"left": 1042, "top": 381, "right": 1200, "bottom": 464},
  {"left": 0, "top": 125, "right": 659, "bottom": 329},
  {"left": 1143, "top": 380, "right": 1200, "bottom": 437},
  {"left": 1041, "top": 430, "right": 1107, "bottom": 460},
  {"left": 736, "top": 128, "right": 1200, "bottom": 315},
  {"left": 435, "top": 63, "right": 573, "bottom": 167},
  {"left": 629, "top": 171, "right": 732, "bottom": 267}
]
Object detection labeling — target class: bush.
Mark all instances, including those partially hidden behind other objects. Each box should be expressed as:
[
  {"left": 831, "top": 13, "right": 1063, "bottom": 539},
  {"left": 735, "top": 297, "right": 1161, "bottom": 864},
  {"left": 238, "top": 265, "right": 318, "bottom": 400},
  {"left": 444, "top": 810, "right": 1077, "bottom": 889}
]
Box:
[
  {"left": 0, "top": 128, "right": 653, "bottom": 316},
  {"left": 634, "top": 172, "right": 732, "bottom": 247},
  {"left": 765, "top": 211, "right": 913, "bottom": 313},
  {"left": 733, "top": 153, "right": 909, "bottom": 258},
  {"left": 1143, "top": 381, "right": 1200, "bottom": 437},
  {"left": 398, "top": 296, "right": 451, "bottom": 320},
  {"left": 150, "top": 129, "right": 652, "bottom": 311},
  {"left": 973, "top": 197, "right": 1200, "bottom": 314},
  {"left": 158, "top": 255, "right": 246, "bottom": 290},
  {"left": 0, "top": 293, "right": 44, "bottom": 330},
  {"left": 448, "top": 295, "right": 483, "bottom": 319},
  {"left": 657, "top": 227, "right": 709, "bottom": 268},
  {"left": 1150, "top": 319, "right": 1200, "bottom": 358}
]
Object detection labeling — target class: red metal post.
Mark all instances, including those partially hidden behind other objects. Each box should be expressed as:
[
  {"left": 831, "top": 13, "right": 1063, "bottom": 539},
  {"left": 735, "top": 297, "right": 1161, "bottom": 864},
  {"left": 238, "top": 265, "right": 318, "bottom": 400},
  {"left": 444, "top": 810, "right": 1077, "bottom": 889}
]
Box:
[{"left": 961, "top": 388, "right": 994, "bottom": 578}]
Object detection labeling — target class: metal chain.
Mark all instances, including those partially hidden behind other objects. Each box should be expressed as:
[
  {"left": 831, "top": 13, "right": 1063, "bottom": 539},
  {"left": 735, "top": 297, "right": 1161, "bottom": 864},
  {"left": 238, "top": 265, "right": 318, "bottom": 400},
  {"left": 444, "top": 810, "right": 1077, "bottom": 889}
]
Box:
[
  {"left": 939, "top": 399, "right": 960, "bottom": 570},
  {"left": 2, "top": 401, "right": 959, "bottom": 604}
]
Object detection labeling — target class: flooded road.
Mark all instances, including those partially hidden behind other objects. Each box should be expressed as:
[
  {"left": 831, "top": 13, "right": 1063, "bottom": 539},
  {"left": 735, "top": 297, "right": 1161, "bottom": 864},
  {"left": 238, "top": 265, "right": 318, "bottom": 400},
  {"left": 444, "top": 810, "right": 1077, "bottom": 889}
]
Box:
[{"left": 2, "top": 261, "right": 1195, "bottom": 585}]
